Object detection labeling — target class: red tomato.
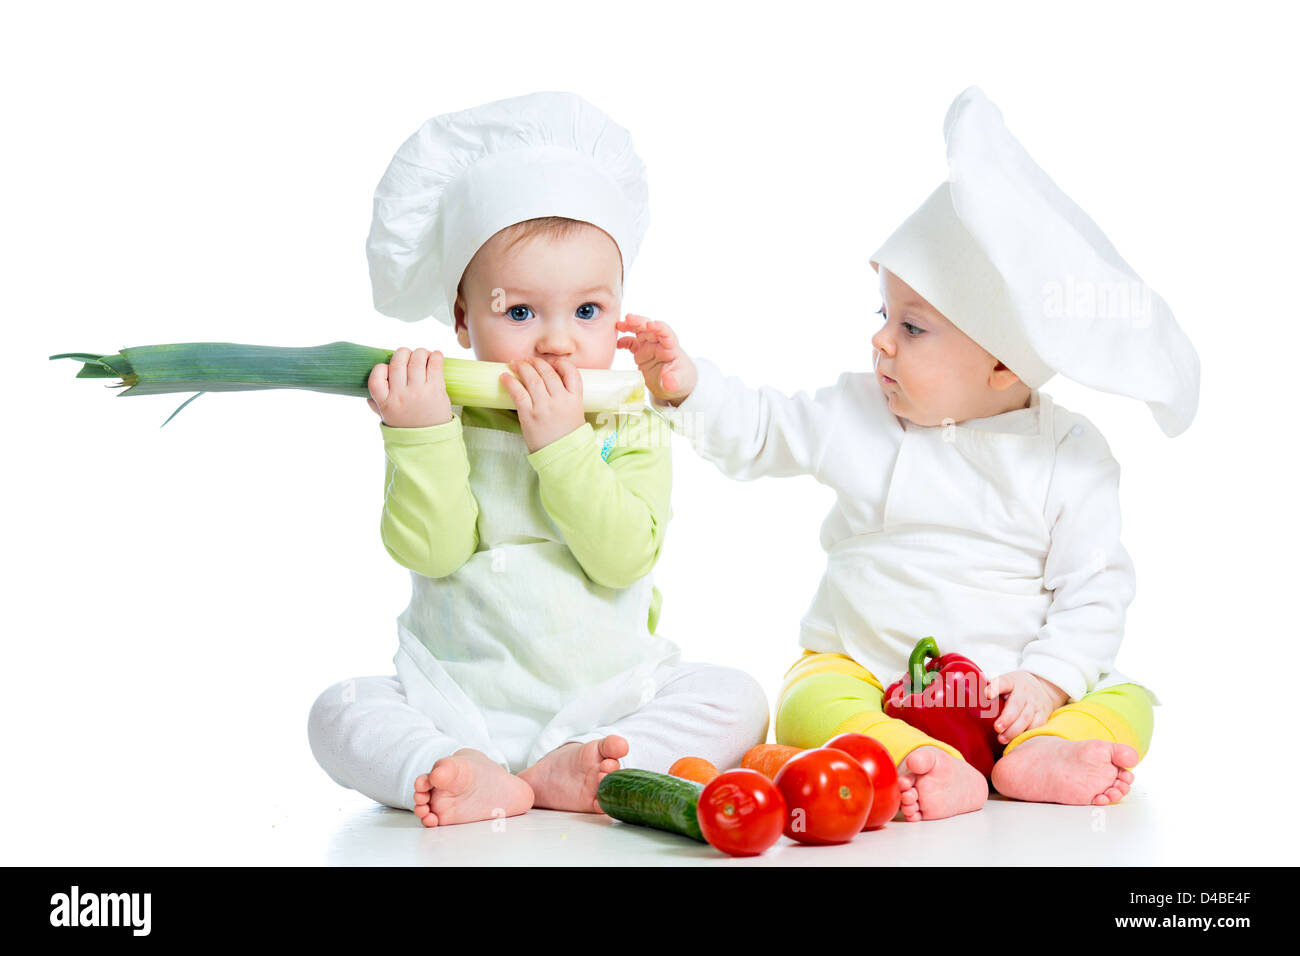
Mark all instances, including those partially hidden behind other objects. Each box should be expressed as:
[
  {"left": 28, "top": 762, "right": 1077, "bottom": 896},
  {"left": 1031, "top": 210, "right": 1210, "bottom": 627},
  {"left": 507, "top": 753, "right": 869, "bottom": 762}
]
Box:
[
  {"left": 773, "top": 747, "right": 873, "bottom": 845},
  {"left": 825, "top": 732, "right": 901, "bottom": 829},
  {"left": 697, "top": 769, "right": 787, "bottom": 857}
]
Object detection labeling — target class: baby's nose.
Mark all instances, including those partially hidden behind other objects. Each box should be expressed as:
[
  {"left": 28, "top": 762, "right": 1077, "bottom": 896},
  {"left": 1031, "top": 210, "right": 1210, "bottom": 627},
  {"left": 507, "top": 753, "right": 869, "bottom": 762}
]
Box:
[
  {"left": 537, "top": 338, "right": 574, "bottom": 357},
  {"left": 535, "top": 327, "right": 575, "bottom": 355}
]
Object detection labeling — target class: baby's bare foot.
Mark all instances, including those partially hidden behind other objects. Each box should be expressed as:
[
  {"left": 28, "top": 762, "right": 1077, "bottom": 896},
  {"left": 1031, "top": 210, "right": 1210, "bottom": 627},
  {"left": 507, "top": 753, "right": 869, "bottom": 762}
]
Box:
[
  {"left": 991, "top": 737, "right": 1138, "bottom": 805},
  {"left": 412, "top": 748, "right": 534, "bottom": 828},
  {"left": 896, "top": 746, "right": 988, "bottom": 822},
  {"left": 518, "top": 735, "right": 629, "bottom": 813}
]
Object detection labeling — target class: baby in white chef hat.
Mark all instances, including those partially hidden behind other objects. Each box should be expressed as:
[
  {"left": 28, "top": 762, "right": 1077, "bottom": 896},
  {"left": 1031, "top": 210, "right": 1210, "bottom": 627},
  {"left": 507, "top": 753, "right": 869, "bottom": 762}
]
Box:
[
  {"left": 623, "top": 87, "right": 1200, "bottom": 821},
  {"left": 307, "top": 92, "right": 769, "bottom": 827}
]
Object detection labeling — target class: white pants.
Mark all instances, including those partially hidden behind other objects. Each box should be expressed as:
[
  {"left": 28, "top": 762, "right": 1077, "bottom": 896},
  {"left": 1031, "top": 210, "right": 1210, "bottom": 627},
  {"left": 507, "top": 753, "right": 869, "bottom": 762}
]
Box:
[{"left": 307, "top": 661, "right": 771, "bottom": 811}]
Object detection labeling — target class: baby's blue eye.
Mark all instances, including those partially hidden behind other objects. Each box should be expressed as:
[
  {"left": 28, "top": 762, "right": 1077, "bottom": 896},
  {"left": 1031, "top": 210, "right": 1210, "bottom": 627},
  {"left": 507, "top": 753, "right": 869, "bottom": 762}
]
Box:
[
  {"left": 507, "top": 305, "right": 534, "bottom": 322},
  {"left": 902, "top": 321, "right": 925, "bottom": 336},
  {"left": 576, "top": 303, "right": 600, "bottom": 320}
]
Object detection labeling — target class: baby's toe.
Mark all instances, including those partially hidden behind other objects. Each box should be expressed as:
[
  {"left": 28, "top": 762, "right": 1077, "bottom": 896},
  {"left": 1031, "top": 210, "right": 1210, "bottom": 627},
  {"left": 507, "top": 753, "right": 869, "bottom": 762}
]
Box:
[
  {"left": 429, "top": 759, "right": 464, "bottom": 792},
  {"left": 904, "top": 747, "right": 939, "bottom": 777},
  {"left": 599, "top": 735, "right": 630, "bottom": 761}
]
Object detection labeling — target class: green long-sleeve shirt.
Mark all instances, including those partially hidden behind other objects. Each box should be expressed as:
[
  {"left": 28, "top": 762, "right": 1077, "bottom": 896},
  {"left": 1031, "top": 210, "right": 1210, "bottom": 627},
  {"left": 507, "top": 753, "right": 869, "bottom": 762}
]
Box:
[{"left": 379, "top": 405, "right": 673, "bottom": 633}]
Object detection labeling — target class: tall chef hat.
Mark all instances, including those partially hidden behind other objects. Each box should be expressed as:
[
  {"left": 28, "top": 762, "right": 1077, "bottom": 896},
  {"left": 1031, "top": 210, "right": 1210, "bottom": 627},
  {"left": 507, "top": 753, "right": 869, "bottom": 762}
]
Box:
[
  {"left": 870, "top": 87, "right": 1201, "bottom": 437},
  {"left": 366, "top": 91, "right": 649, "bottom": 327}
]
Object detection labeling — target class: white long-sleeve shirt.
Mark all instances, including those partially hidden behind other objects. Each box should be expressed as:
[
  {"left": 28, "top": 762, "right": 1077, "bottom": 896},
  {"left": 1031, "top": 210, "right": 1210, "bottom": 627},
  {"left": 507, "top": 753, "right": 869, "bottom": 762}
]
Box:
[{"left": 654, "top": 358, "right": 1142, "bottom": 702}]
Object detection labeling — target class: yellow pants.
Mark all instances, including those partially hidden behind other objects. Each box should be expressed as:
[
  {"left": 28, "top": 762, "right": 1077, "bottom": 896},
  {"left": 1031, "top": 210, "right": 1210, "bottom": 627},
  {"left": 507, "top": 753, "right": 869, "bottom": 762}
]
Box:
[{"left": 774, "top": 651, "right": 1153, "bottom": 768}]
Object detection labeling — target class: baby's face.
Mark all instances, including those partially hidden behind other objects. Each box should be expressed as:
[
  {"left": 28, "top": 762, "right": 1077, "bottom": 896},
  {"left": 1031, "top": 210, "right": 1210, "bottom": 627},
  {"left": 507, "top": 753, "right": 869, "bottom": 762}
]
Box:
[
  {"left": 455, "top": 223, "right": 622, "bottom": 371},
  {"left": 872, "top": 267, "right": 1029, "bottom": 426}
]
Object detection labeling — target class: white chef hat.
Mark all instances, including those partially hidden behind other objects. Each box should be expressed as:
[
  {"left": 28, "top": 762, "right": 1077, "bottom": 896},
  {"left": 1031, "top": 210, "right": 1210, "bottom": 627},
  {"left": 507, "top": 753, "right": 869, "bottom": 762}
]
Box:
[
  {"left": 366, "top": 91, "right": 649, "bottom": 327},
  {"left": 870, "top": 87, "right": 1201, "bottom": 437}
]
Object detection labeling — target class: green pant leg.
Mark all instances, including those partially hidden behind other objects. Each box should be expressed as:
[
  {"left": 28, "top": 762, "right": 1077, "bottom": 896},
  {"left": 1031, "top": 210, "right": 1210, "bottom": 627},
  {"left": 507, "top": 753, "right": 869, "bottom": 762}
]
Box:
[
  {"left": 1077, "top": 683, "right": 1155, "bottom": 758},
  {"left": 774, "top": 669, "right": 964, "bottom": 765},
  {"left": 775, "top": 672, "right": 885, "bottom": 748},
  {"left": 1004, "top": 682, "right": 1154, "bottom": 761}
]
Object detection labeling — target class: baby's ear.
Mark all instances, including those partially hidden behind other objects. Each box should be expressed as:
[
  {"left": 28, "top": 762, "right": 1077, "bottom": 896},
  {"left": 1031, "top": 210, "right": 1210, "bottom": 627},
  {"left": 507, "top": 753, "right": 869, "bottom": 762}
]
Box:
[
  {"left": 454, "top": 300, "right": 471, "bottom": 349},
  {"left": 989, "top": 362, "right": 1022, "bottom": 391}
]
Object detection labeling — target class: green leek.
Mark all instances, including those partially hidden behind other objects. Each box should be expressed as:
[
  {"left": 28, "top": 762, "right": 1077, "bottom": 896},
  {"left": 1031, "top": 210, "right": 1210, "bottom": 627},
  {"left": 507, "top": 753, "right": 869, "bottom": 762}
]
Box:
[{"left": 50, "top": 341, "right": 647, "bottom": 424}]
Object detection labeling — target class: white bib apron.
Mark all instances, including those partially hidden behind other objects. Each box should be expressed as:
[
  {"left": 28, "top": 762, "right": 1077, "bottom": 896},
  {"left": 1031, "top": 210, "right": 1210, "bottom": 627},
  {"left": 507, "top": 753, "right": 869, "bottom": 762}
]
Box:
[
  {"left": 393, "top": 420, "right": 681, "bottom": 771},
  {"left": 805, "top": 391, "right": 1143, "bottom": 697}
]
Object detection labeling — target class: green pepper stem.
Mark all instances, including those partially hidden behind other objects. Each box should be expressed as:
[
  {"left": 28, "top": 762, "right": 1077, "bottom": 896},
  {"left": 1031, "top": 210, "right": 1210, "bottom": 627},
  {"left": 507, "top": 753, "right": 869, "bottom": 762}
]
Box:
[{"left": 908, "top": 637, "right": 940, "bottom": 692}]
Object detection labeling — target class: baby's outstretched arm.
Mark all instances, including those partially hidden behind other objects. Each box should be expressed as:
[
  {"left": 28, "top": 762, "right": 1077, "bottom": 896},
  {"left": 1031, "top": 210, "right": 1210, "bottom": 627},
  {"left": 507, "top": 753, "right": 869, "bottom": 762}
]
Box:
[
  {"left": 617, "top": 315, "right": 698, "bottom": 405},
  {"left": 618, "top": 315, "right": 867, "bottom": 483}
]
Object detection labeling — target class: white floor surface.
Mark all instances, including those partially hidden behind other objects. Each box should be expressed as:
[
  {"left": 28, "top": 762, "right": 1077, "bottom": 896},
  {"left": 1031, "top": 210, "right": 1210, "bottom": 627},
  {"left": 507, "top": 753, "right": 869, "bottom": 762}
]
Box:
[{"left": 6, "top": 705, "right": 1291, "bottom": 867}]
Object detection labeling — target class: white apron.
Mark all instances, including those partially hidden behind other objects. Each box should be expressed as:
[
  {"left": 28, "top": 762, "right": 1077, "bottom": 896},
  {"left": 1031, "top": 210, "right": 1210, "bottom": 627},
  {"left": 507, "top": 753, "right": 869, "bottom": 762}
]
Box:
[
  {"left": 392, "top": 420, "right": 682, "bottom": 771},
  {"left": 804, "top": 390, "right": 1145, "bottom": 699}
]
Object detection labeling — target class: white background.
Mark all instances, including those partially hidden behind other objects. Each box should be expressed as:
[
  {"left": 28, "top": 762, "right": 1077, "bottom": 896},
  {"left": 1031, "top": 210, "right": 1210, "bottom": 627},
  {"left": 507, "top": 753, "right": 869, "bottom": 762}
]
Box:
[{"left": 3, "top": 0, "right": 1297, "bottom": 865}]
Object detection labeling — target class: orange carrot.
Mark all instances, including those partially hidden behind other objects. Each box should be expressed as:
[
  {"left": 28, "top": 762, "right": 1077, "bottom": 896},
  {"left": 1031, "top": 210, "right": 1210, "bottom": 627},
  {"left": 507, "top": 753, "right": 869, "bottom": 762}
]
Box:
[
  {"left": 668, "top": 756, "right": 721, "bottom": 785},
  {"left": 740, "top": 744, "right": 804, "bottom": 779}
]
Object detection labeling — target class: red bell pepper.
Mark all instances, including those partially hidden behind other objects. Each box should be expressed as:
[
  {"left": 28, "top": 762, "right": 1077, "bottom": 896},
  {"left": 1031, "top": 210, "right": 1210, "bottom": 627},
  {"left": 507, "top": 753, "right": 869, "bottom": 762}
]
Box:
[{"left": 883, "top": 636, "right": 1004, "bottom": 779}]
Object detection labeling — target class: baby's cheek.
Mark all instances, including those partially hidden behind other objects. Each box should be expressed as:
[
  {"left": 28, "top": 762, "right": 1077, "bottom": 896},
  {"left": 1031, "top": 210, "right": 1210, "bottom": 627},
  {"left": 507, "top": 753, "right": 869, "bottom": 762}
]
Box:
[
  {"left": 934, "top": 373, "right": 981, "bottom": 419},
  {"left": 907, "top": 371, "right": 950, "bottom": 415}
]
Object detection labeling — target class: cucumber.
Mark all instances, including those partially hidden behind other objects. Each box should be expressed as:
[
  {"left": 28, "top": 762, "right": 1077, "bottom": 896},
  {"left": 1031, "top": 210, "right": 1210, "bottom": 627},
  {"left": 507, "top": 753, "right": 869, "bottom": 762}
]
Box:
[{"left": 596, "top": 769, "right": 707, "bottom": 843}]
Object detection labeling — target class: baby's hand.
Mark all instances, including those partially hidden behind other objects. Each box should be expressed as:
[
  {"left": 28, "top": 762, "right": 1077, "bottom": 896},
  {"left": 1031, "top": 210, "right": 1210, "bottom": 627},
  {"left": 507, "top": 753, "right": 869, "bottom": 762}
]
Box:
[
  {"left": 616, "top": 314, "right": 697, "bottom": 406},
  {"left": 501, "top": 357, "right": 587, "bottom": 454},
  {"left": 367, "top": 347, "right": 453, "bottom": 428},
  {"left": 985, "top": 670, "right": 1069, "bottom": 746}
]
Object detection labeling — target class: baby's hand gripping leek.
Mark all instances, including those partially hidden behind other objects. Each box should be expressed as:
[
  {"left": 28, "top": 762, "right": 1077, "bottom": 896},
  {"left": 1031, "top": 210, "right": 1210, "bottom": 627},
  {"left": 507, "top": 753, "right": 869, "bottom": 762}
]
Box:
[{"left": 50, "top": 341, "right": 647, "bottom": 424}]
